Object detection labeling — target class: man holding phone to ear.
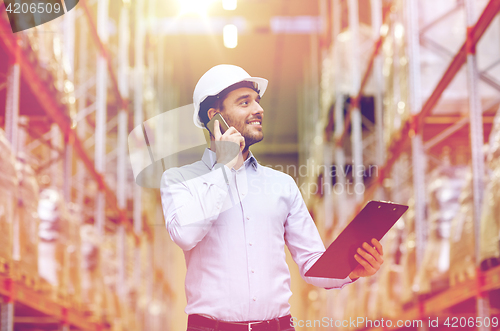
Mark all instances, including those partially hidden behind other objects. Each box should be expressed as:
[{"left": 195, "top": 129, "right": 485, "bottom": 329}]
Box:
[{"left": 160, "top": 65, "right": 384, "bottom": 331}]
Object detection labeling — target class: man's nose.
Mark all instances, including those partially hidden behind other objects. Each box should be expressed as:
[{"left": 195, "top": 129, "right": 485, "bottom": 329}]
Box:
[{"left": 253, "top": 101, "right": 264, "bottom": 115}]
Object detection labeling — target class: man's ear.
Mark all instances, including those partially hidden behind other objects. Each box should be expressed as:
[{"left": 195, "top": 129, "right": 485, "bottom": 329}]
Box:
[{"left": 207, "top": 107, "right": 218, "bottom": 121}]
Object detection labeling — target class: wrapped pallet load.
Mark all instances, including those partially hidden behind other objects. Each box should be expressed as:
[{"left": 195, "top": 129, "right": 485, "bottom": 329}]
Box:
[
  {"left": 400, "top": 199, "right": 417, "bottom": 305},
  {"left": 449, "top": 169, "right": 476, "bottom": 285},
  {"left": 374, "top": 221, "right": 405, "bottom": 319},
  {"left": 138, "top": 233, "right": 153, "bottom": 327},
  {"left": 343, "top": 281, "right": 360, "bottom": 330},
  {"left": 67, "top": 203, "right": 82, "bottom": 308},
  {"left": 125, "top": 231, "right": 139, "bottom": 327},
  {"left": 81, "top": 223, "right": 103, "bottom": 318},
  {"left": 101, "top": 232, "right": 121, "bottom": 322},
  {"left": 14, "top": 154, "right": 40, "bottom": 288},
  {"left": 38, "top": 188, "right": 69, "bottom": 301},
  {"left": 480, "top": 109, "right": 500, "bottom": 269},
  {"left": 414, "top": 156, "right": 467, "bottom": 296},
  {"left": 0, "top": 129, "right": 17, "bottom": 275},
  {"left": 356, "top": 277, "right": 371, "bottom": 320}
]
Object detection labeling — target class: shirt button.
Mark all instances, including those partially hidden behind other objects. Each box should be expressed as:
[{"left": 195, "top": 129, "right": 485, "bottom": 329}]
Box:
[
  {"left": 252, "top": 297, "right": 257, "bottom": 301},
  {"left": 246, "top": 216, "right": 250, "bottom": 220},
  {"left": 249, "top": 242, "right": 253, "bottom": 246},
  {"left": 251, "top": 269, "right": 255, "bottom": 273}
]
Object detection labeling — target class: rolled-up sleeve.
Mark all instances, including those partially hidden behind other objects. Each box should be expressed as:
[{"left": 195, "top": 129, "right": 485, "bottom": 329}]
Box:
[
  {"left": 160, "top": 164, "right": 230, "bottom": 251},
  {"left": 284, "top": 177, "right": 354, "bottom": 289}
]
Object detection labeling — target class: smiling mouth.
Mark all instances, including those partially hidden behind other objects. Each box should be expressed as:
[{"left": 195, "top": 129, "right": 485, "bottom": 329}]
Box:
[{"left": 248, "top": 121, "right": 262, "bottom": 125}]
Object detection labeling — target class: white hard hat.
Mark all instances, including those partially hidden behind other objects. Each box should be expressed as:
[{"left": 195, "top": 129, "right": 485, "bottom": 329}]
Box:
[{"left": 193, "top": 64, "right": 268, "bottom": 128}]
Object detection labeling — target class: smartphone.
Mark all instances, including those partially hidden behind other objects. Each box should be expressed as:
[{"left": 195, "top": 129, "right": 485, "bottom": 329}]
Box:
[{"left": 206, "top": 113, "right": 230, "bottom": 136}]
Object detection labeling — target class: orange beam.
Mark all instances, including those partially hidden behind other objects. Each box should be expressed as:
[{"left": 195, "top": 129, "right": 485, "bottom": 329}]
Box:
[{"left": 424, "top": 115, "right": 495, "bottom": 124}]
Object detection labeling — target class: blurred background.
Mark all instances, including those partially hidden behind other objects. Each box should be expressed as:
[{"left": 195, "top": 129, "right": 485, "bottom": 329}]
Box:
[{"left": 1, "top": 0, "right": 500, "bottom": 330}]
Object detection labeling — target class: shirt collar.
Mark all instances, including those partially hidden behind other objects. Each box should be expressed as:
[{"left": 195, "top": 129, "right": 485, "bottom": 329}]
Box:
[{"left": 202, "top": 148, "right": 259, "bottom": 171}]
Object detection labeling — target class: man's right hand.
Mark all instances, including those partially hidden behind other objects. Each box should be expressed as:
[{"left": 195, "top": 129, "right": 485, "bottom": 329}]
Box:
[{"left": 213, "top": 119, "right": 245, "bottom": 169}]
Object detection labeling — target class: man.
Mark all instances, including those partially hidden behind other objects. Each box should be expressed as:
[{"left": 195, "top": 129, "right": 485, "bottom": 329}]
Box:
[{"left": 160, "top": 65, "right": 384, "bottom": 331}]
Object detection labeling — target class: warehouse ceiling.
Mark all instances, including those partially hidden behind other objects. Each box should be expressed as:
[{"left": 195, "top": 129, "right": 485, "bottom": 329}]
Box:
[{"left": 156, "top": 0, "right": 322, "bottom": 157}]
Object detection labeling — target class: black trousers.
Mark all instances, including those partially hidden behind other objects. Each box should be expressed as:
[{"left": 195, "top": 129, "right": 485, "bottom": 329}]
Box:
[{"left": 186, "top": 314, "right": 296, "bottom": 331}]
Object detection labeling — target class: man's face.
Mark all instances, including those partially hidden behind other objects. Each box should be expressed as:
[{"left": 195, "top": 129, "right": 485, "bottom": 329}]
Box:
[{"left": 218, "top": 87, "right": 264, "bottom": 148}]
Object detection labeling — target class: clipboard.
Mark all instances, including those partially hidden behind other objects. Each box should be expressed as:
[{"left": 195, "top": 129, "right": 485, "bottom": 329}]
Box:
[{"left": 305, "top": 200, "right": 408, "bottom": 279}]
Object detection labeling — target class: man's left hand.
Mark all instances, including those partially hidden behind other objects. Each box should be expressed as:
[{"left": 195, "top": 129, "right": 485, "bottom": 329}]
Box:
[{"left": 348, "top": 238, "right": 384, "bottom": 280}]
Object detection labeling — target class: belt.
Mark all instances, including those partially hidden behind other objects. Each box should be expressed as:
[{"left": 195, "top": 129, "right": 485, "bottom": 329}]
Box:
[{"left": 188, "top": 314, "right": 293, "bottom": 331}]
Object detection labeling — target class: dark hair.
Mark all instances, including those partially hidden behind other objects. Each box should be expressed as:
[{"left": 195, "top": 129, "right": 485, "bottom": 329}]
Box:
[{"left": 198, "top": 81, "right": 260, "bottom": 127}]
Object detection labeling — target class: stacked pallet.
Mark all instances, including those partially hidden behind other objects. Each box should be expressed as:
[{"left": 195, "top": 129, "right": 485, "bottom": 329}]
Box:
[
  {"left": 449, "top": 170, "right": 476, "bottom": 286},
  {"left": 38, "top": 188, "right": 82, "bottom": 303},
  {"left": 480, "top": 109, "right": 500, "bottom": 270},
  {"left": 0, "top": 129, "right": 17, "bottom": 277},
  {"left": 400, "top": 199, "right": 417, "bottom": 305},
  {"left": 67, "top": 203, "right": 83, "bottom": 308},
  {"left": 14, "top": 154, "right": 40, "bottom": 289},
  {"left": 80, "top": 223, "right": 103, "bottom": 319},
  {"left": 414, "top": 162, "right": 467, "bottom": 296},
  {"left": 342, "top": 111, "right": 500, "bottom": 324},
  {"left": 373, "top": 223, "right": 405, "bottom": 318},
  {"left": 101, "top": 232, "right": 122, "bottom": 324}
]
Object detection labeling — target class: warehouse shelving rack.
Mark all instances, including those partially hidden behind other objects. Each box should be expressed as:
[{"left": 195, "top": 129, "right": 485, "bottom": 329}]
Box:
[
  {"left": 0, "top": 266, "right": 172, "bottom": 331},
  {"left": 394, "top": 265, "right": 500, "bottom": 323},
  {"left": 0, "top": 274, "right": 101, "bottom": 330},
  {"left": 0, "top": 0, "right": 173, "bottom": 329},
  {"left": 310, "top": 0, "right": 500, "bottom": 329}
]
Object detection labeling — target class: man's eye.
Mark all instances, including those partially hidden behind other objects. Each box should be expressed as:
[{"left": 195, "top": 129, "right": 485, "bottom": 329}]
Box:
[{"left": 241, "top": 101, "right": 249, "bottom": 105}]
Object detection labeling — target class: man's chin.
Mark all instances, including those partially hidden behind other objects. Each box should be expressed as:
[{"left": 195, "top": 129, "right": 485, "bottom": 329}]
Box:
[{"left": 244, "top": 134, "right": 264, "bottom": 148}]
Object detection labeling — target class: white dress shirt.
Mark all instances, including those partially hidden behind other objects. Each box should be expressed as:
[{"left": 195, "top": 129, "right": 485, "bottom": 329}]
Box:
[{"left": 160, "top": 148, "right": 353, "bottom": 322}]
